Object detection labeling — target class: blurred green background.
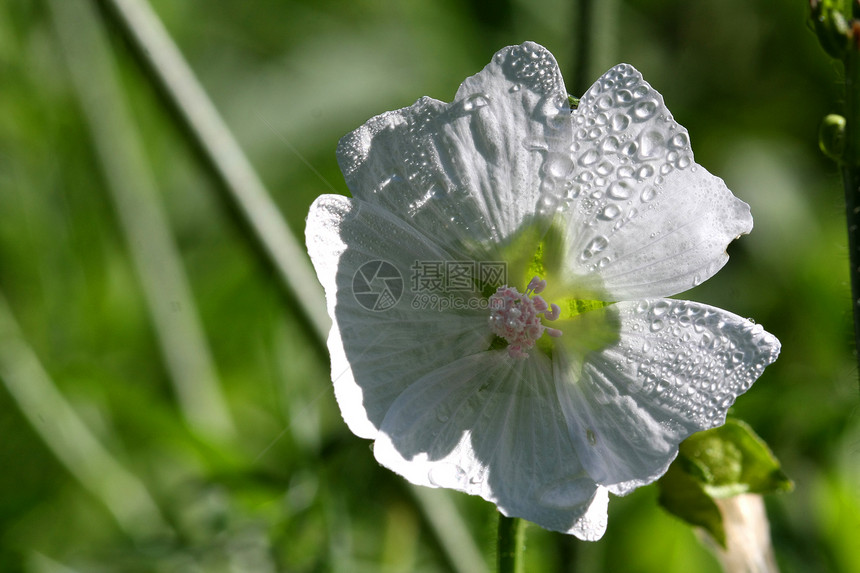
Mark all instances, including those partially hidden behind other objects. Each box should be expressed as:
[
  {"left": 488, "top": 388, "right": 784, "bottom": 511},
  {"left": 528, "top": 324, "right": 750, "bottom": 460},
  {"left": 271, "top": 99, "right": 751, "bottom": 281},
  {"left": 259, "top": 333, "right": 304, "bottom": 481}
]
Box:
[{"left": 1, "top": 0, "right": 858, "bottom": 571}]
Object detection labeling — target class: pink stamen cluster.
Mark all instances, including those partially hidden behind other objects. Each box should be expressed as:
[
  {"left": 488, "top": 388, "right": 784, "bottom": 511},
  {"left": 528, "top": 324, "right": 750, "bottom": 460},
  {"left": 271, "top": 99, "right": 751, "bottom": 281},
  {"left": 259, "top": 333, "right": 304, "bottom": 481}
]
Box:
[{"left": 488, "top": 276, "right": 562, "bottom": 359}]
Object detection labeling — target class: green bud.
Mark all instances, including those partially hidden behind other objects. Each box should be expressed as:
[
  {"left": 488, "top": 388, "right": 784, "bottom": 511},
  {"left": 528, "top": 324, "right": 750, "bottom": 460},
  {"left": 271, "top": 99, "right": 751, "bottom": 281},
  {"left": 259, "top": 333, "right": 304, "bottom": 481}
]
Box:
[
  {"left": 658, "top": 419, "right": 792, "bottom": 548},
  {"left": 810, "top": 0, "right": 853, "bottom": 59},
  {"left": 819, "top": 113, "right": 847, "bottom": 161}
]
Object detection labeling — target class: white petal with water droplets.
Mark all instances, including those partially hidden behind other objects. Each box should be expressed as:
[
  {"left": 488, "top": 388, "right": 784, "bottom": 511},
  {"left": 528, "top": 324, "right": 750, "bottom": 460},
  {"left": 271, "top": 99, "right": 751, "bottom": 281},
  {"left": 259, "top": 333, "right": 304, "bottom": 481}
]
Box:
[
  {"left": 374, "top": 350, "right": 609, "bottom": 540},
  {"left": 306, "top": 194, "right": 490, "bottom": 439},
  {"left": 561, "top": 64, "right": 751, "bottom": 299},
  {"left": 336, "top": 42, "right": 573, "bottom": 260},
  {"left": 554, "top": 299, "right": 780, "bottom": 495}
]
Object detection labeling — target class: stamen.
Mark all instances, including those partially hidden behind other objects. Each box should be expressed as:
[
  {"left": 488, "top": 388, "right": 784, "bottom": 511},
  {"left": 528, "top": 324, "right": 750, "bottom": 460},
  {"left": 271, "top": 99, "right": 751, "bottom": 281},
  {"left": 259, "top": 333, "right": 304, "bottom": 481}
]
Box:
[
  {"left": 487, "top": 277, "right": 563, "bottom": 358},
  {"left": 527, "top": 276, "right": 547, "bottom": 294}
]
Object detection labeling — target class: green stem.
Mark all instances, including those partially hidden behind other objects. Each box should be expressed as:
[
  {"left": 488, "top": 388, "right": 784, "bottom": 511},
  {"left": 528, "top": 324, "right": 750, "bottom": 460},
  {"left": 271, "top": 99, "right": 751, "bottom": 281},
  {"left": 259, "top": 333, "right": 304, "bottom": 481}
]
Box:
[
  {"left": 572, "top": 0, "right": 594, "bottom": 96},
  {"left": 0, "top": 292, "right": 172, "bottom": 540},
  {"left": 842, "top": 39, "right": 860, "bottom": 387},
  {"left": 497, "top": 514, "right": 525, "bottom": 573},
  {"left": 49, "top": 0, "right": 236, "bottom": 442},
  {"left": 94, "top": 0, "right": 330, "bottom": 344}
]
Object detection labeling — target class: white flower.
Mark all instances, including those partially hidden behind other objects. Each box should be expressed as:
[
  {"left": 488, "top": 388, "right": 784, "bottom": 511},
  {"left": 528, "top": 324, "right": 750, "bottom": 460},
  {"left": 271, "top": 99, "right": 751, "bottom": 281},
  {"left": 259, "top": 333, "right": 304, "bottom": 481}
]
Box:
[{"left": 305, "top": 42, "right": 780, "bottom": 540}]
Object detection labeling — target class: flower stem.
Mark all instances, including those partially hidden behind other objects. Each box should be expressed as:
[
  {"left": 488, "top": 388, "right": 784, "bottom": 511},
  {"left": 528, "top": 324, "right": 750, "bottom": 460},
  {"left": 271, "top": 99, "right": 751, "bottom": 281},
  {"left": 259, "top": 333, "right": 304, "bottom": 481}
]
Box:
[
  {"left": 49, "top": 0, "right": 236, "bottom": 442},
  {"left": 571, "top": 0, "right": 595, "bottom": 96},
  {"left": 497, "top": 514, "right": 525, "bottom": 573},
  {"left": 95, "top": 0, "right": 330, "bottom": 344},
  {"left": 842, "top": 39, "right": 860, "bottom": 387}
]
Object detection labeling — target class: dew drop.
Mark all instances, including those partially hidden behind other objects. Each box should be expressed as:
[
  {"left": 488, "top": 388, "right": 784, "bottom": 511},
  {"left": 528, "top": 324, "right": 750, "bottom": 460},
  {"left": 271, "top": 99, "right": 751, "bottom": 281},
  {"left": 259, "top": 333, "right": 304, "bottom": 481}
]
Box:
[
  {"left": 650, "top": 319, "right": 665, "bottom": 332},
  {"left": 599, "top": 204, "right": 622, "bottom": 220},
  {"left": 581, "top": 235, "right": 609, "bottom": 260},
  {"left": 608, "top": 179, "right": 635, "bottom": 200},
  {"left": 638, "top": 130, "right": 664, "bottom": 158},
  {"left": 616, "top": 90, "right": 634, "bottom": 105},
  {"left": 601, "top": 136, "right": 620, "bottom": 153},
  {"left": 538, "top": 477, "right": 594, "bottom": 509},
  {"left": 670, "top": 133, "right": 689, "bottom": 149},
  {"left": 428, "top": 464, "right": 467, "bottom": 488},
  {"left": 637, "top": 165, "right": 655, "bottom": 179},
  {"left": 611, "top": 113, "right": 630, "bottom": 132},
  {"left": 579, "top": 149, "right": 600, "bottom": 166},
  {"left": 653, "top": 301, "right": 670, "bottom": 316},
  {"left": 633, "top": 99, "right": 658, "bottom": 121},
  {"left": 617, "top": 165, "right": 635, "bottom": 179},
  {"left": 545, "top": 155, "right": 575, "bottom": 178},
  {"left": 586, "top": 429, "right": 597, "bottom": 445},
  {"left": 463, "top": 93, "right": 490, "bottom": 112}
]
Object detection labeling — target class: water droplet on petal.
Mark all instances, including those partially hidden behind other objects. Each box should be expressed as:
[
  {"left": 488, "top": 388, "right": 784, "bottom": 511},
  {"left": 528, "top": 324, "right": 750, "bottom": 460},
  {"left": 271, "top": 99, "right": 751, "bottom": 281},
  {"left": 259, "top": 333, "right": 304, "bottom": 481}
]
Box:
[
  {"left": 633, "top": 99, "right": 658, "bottom": 121},
  {"left": 463, "top": 93, "right": 490, "bottom": 112},
  {"left": 637, "top": 165, "right": 655, "bottom": 179},
  {"left": 638, "top": 130, "right": 663, "bottom": 158},
  {"left": 428, "top": 464, "right": 467, "bottom": 488},
  {"left": 598, "top": 204, "right": 622, "bottom": 220},
  {"left": 611, "top": 113, "right": 630, "bottom": 132},
  {"left": 581, "top": 235, "right": 609, "bottom": 260},
  {"left": 608, "top": 179, "right": 635, "bottom": 200},
  {"left": 601, "top": 136, "right": 620, "bottom": 153},
  {"left": 670, "top": 133, "right": 689, "bottom": 148},
  {"left": 653, "top": 301, "right": 670, "bottom": 316},
  {"left": 537, "top": 477, "right": 594, "bottom": 509},
  {"left": 579, "top": 149, "right": 600, "bottom": 166},
  {"left": 545, "top": 154, "right": 575, "bottom": 178}
]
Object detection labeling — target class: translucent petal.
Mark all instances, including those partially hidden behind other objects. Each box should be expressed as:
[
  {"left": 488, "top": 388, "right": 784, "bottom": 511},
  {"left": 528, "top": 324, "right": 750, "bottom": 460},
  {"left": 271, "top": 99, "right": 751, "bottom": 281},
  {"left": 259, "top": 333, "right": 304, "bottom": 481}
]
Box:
[
  {"left": 374, "top": 351, "right": 609, "bottom": 540},
  {"left": 336, "top": 42, "right": 574, "bottom": 260},
  {"left": 554, "top": 299, "right": 780, "bottom": 495},
  {"left": 560, "top": 64, "right": 752, "bottom": 299},
  {"left": 306, "top": 194, "right": 491, "bottom": 438}
]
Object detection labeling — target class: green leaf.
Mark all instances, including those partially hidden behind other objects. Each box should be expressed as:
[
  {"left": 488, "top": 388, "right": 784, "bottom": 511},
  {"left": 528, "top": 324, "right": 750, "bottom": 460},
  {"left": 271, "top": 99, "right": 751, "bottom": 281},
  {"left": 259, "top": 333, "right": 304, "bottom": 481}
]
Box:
[
  {"left": 658, "top": 462, "right": 727, "bottom": 547},
  {"left": 658, "top": 419, "right": 792, "bottom": 547},
  {"left": 681, "top": 419, "right": 793, "bottom": 498}
]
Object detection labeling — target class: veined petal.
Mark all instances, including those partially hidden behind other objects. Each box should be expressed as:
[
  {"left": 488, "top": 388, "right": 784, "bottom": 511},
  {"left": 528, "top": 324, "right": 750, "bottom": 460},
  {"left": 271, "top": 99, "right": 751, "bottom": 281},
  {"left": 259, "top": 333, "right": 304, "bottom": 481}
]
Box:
[
  {"left": 336, "top": 42, "right": 573, "bottom": 260},
  {"left": 374, "top": 350, "right": 609, "bottom": 540},
  {"left": 306, "top": 194, "right": 490, "bottom": 439},
  {"left": 554, "top": 299, "right": 780, "bottom": 495},
  {"left": 561, "top": 64, "right": 751, "bottom": 299}
]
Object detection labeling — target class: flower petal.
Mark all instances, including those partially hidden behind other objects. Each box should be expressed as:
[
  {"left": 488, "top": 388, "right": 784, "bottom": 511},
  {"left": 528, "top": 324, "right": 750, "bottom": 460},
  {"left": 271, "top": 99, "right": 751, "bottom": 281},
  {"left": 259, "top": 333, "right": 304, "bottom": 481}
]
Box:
[
  {"left": 306, "top": 194, "right": 491, "bottom": 438},
  {"left": 561, "top": 64, "right": 752, "bottom": 299},
  {"left": 373, "top": 350, "right": 609, "bottom": 540},
  {"left": 336, "top": 42, "right": 574, "bottom": 260},
  {"left": 554, "top": 299, "right": 780, "bottom": 495}
]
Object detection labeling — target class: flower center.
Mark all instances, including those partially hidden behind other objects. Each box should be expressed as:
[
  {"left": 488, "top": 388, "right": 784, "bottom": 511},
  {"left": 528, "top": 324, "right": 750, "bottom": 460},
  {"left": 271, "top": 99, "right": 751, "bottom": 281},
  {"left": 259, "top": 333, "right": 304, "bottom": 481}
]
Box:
[{"left": 487, "top": 276, "right": 562, "bottom": 359}]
